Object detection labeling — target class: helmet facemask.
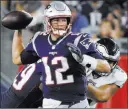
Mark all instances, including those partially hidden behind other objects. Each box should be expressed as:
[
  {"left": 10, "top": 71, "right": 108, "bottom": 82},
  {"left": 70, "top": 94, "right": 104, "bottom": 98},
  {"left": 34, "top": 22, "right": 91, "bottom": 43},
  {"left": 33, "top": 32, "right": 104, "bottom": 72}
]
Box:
[{"left": 48, "top": 17, "right": 71, "bottom": 36}]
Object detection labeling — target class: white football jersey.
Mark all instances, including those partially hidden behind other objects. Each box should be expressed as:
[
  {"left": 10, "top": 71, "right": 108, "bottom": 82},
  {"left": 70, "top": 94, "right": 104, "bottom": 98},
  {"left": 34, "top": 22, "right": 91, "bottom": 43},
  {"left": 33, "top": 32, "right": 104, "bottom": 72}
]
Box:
[{"left": 86, "top": 65, "right": 127, "bottom": 108}]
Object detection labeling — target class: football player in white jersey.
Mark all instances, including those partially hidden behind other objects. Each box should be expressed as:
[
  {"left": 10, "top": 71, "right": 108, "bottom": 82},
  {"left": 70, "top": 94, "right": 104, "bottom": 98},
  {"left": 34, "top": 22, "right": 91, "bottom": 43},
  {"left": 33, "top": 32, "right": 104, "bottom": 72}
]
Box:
[
  {"left": 68, "top": 37, "right": 127, "bottom": 108},
  {"left": 86, "top": 38, "right": 127, "bottom": 108}
]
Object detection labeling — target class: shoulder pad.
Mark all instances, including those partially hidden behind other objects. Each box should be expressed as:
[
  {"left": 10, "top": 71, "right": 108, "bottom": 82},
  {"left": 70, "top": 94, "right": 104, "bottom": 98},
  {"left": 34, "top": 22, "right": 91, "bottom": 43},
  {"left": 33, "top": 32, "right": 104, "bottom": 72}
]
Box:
[
  {"left": 30, "top": 31, "right": 49, "bottom": 41},
  {"left": 79, "top": 33, "right": 93, "bottom": 50},
  {"left": 80, "top": 33, "right": 91, "bottom": 39},
  {"left": 38, "top": 31, "right": 49, "bottom": 36},
  {"left": 70, "top": 32, "right": 81, "bottom": 36}
]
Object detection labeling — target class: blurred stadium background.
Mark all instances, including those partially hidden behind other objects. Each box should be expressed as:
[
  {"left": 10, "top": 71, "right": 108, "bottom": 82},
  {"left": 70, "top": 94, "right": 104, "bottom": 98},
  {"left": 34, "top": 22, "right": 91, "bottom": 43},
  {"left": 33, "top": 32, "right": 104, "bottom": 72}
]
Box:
[{"left": 1, "top": 0, "right": 128, "bottom": 108}]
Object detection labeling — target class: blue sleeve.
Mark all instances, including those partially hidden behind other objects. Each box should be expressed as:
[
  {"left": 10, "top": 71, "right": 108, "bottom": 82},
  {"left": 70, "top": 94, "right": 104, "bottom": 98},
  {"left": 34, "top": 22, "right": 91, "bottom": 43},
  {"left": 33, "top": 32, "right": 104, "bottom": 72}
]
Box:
[
  {"left": 25, "top": 42, "right": 34, "bottom": 51},
  {"left": 76, "top": 33, "right": 103, "bottom": 59}
]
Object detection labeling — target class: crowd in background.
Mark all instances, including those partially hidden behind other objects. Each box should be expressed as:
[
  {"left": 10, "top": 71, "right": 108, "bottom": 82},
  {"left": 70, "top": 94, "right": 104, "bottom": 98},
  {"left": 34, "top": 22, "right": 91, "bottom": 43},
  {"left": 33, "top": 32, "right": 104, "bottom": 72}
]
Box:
[
  {"left": 1, "top": 0, "right": 128, "bottom": 39},
  {"left": 1, "top": 0, "right": 128, "bottom": 91}
]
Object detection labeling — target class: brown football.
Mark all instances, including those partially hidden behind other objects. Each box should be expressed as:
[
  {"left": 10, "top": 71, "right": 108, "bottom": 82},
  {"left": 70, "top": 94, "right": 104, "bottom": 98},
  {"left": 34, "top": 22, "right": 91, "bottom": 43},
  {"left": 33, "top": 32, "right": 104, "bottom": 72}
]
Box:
[{"left": 2, "top": 11, "right": 33, "bottom": 30}]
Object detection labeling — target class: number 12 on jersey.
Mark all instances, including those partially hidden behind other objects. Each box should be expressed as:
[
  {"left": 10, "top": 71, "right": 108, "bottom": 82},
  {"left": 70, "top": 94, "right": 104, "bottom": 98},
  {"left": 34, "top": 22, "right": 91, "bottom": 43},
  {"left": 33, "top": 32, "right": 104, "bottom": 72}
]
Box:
[{"left": 42, "top": 56, "right": 74, "bottom": 85}]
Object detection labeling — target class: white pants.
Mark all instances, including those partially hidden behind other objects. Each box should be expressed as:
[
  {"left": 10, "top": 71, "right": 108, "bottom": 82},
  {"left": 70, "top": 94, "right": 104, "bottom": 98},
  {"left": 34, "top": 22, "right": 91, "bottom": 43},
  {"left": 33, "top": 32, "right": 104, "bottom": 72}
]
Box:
[{"left": 42, "top": 98, "right": 90, "bottom": 108}]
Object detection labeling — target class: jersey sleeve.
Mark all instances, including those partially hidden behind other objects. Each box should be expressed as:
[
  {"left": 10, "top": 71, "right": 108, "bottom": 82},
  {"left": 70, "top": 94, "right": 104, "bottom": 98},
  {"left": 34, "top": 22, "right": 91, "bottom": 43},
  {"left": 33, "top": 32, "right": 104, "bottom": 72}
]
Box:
[
  {"left": 113, "top": 66, "right": 127, "bottom": 88},
  {"left": 74, "top": 33, "right": 103, "bottom": 59},
  {"left": 20, "top": 32, "right": 41, "bottom": 64},
  {"left": 20, "top": 50, "right": 40, "bottom": 64}
]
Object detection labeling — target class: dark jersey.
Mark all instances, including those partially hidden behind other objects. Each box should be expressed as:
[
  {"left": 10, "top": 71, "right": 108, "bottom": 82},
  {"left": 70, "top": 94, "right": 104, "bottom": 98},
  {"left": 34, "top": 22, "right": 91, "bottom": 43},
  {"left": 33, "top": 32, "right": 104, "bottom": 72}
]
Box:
[
  {"left": 18, "top": 86, "right": 43, "bottom": 108},
  {"left": 21, "top": 32, "right": 103, "bottom": 102},
  {"left": 1, "top": 62, "right": 43, "bottom": 108}
]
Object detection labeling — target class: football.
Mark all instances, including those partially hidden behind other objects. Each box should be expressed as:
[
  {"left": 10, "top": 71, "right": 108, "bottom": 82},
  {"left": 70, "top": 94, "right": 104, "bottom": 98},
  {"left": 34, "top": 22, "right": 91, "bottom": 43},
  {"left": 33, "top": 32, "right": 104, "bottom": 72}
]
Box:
[{"left": 2, "top": 10, "right": 33, "bottom": 30}]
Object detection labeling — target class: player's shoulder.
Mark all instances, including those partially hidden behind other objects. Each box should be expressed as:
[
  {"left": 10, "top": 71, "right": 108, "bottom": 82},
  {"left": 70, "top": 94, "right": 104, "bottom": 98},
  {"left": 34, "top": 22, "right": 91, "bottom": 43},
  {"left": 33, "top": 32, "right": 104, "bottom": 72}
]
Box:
[
  {"left": 79, "top": 32, "right": 91, "bottom": 39},
  {"left": 31, "top": 31, "right": 49, "bottom": 40},
  {"left": 37, "top": 31, "right": 49, "bottom": 36},
  {"left": 70, "top": 32, "right": 93, "bottom": 46},
  {"left": 112, "top": 65, "right": 127, "bottom": 82},
  {"left": 69, "top": 32, "right": 91, "bottom": 38},
  {"left": 77, "top": 33, "right": 93, "bottom": 44}
]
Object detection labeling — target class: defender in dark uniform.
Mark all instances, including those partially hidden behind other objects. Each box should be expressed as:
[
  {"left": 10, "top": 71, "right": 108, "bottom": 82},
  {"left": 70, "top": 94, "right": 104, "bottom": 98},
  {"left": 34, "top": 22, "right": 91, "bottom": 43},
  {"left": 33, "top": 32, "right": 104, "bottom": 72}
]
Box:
[{"left": 1, "top": 62, "right": 43, "bottom": 108}]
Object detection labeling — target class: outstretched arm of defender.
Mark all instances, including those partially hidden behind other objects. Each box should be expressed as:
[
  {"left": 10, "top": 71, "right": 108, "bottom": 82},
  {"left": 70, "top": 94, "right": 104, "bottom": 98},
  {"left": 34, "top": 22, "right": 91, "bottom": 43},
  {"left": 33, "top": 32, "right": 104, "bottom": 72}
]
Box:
[
  {"left": 67, "top": 43, "right": 111, "bottom": 73},
  {"left": 81, "top": 55, "right": 111, "bottom": 72},
  {"left": 87, "top": 83, "right": 119, "bottom": 102}
]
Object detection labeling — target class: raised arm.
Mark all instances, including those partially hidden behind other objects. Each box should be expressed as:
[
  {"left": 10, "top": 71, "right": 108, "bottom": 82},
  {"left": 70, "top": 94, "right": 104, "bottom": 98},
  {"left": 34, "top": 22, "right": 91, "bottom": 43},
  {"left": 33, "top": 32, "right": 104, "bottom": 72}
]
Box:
[
  {"left": 81, "top": 54, "right": 111, "bottom": 73},
  {"left": 12, "top": 30, "right": 40, "bottom": 65},
  {"left": 67, "top": 42, "right": 111, "bottom": 73},
  {"left": 12, "top": 30, "right": 24, "bottom": 65}
]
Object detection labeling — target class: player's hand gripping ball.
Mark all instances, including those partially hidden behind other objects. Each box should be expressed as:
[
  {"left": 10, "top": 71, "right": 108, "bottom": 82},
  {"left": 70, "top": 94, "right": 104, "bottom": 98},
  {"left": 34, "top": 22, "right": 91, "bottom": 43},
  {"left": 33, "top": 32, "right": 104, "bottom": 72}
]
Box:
[{"left": 2, "top": 10, "right": 33, "bottom": 30}]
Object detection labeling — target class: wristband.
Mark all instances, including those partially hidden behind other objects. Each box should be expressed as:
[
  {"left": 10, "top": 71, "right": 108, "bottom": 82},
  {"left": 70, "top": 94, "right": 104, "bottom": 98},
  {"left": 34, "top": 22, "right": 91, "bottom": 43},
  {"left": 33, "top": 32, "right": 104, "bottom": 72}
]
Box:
[{"left": 81, "top": 54, "right": 98, "bottom": 70}]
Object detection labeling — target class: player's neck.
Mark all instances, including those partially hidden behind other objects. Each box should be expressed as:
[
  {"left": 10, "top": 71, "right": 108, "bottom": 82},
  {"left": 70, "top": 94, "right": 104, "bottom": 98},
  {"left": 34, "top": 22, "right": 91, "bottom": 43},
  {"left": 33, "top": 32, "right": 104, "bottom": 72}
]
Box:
[{"left": 51, "top": 34, "right": 63, "bottom": 41}]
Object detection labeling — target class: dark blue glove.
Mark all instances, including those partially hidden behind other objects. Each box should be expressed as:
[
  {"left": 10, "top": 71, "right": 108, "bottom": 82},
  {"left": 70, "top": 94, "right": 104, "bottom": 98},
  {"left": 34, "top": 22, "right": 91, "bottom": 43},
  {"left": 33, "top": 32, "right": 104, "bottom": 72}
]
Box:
[{"left": 67, "top": 43, "right": 83, "bottom": 63}]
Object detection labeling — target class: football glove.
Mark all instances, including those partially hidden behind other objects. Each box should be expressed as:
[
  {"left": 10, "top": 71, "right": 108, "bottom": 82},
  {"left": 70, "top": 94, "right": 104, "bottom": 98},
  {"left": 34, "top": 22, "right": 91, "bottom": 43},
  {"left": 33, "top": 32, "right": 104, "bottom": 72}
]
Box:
[{"left": 67, "top": 43, "right": 83, "bottom": 63}]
